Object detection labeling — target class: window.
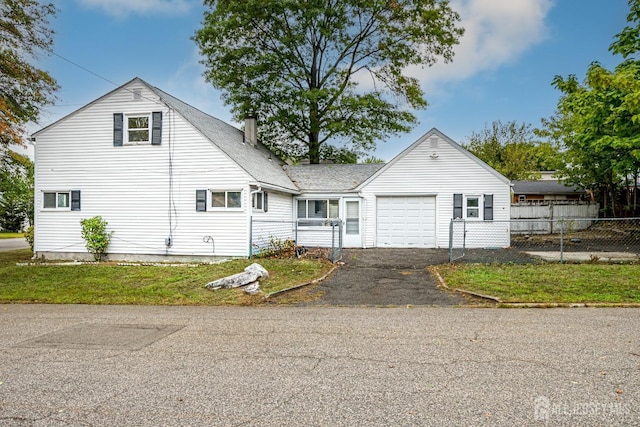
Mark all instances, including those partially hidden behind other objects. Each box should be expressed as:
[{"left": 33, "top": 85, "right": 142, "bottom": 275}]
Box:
[
  {"left": 43, "top": 191, "right": 81, "bottom": 210},
  {"left": 127, "top": 115, "right": 150, "bottom": 143},
  {"left": 297, "top": 199, "right": 339, "bottom": 225},
  {"left": 252, "top": 192, "right": 268, "bottom": 212},
  {"left": 453, "top": 193, "right": 493, "bottom": 221},
  {"left": 466, "top": 196, "right": 480, "bottom": 219},
  {"left": 211, "top": 191, "right": 242, "bottom": 209},
  {"left": 113, "top": 112, "right": 162, "bottom": 146}
]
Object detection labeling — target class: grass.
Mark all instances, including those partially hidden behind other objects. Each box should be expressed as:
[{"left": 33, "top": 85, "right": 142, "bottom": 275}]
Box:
[
  {"left": 0, "top": 249, "right": 332, "bottom": 305},
  {"left": 0, "top": 232, "right": 24, "bottom": 239},
  {"left": 436, "top": 263, "right": 640, "bottom": 303}
]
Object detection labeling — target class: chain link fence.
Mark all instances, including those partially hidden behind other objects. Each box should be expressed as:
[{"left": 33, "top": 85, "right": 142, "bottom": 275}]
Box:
[
  {"left": 450, "top": 217, "right": 640, "bottom": 264},
  {"left": 250, "top": 218, "right": 343, "bottom": 263}
]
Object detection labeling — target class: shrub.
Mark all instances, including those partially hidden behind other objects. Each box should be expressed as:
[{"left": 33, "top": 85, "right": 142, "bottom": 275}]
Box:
[
  {"left": 24, "top": 225, "right": 34, "bottom": 251},
  {"left": 80, "top": 216, "right": 112, "bottom": 261}
]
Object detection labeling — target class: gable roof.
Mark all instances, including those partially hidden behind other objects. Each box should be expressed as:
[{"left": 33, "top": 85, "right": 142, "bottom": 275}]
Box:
[
  {"left": 512, "top": 180, "right": 585, "bottom": 195},
  {"left": 34, "top": 77, "right": 298, "bottom": 193},
  {"left": 284, "top": 164, "right": 384, "bottom": 192},
  {"left": 358, "top": 128, "right": 511, "bottom": 189}
]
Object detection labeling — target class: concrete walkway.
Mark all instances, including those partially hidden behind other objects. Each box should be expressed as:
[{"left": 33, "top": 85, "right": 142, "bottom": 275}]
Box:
[{"left": 0, "top": 305, "right": 638, "bottom": 426}]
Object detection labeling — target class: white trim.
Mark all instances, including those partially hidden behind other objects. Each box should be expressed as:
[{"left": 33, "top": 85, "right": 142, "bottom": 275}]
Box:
[
  {"left": 124, "top": 113, "right": 152, "bottom": 145},
  {"left": 209, "top": 189, "right": 244, "bottom": 210},
  {"left": 41, "top": 190, "right": 71, "bottom": 211}
]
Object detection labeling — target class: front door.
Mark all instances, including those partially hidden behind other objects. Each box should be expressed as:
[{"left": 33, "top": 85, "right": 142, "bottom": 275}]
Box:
[{"left": 343, "top": 199, "right": 361, "bottom": 247}]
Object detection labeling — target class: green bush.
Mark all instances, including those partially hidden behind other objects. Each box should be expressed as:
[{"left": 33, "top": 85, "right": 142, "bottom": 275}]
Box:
[
  {"left": 80, "top": 216, "right": 112, "bottom": 261},
  {"left": 24, "top": 226, "right": 34, "bottom": 251}
]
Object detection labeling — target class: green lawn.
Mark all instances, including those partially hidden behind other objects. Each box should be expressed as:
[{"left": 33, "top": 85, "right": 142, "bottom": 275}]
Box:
[
  {"left": 0, "top": 249, "right": 332, "bottom": 305},
  {"left": 436, "top": 263, "right": 640, "bottom": 303},
  {"left": 0, "top": 232, "right": 24, "bottom": 239}
]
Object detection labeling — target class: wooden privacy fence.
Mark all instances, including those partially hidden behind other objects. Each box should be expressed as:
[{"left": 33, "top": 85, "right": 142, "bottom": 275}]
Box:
[{"left": 511, "top": 203, "right": 599, "bottom": 234}]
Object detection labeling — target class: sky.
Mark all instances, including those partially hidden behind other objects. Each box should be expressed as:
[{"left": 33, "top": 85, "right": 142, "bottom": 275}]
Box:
[{"left": 27, "top": 0, "right": 631, "bottom": 161}]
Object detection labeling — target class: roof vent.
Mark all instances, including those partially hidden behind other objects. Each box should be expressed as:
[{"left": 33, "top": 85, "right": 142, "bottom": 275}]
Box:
[{"left": 132, "top": 89, "right": 142, "bottom": 101}]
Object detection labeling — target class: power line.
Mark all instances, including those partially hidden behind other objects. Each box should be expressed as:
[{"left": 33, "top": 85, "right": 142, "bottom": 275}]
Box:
[{"left": 48, "top": 49, "right": 121, "bottom": 88}]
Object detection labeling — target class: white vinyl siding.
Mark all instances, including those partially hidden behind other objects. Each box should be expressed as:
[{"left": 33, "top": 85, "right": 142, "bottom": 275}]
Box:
[
  {"left": 360, "top": 131, "right": 511, "bottom": 249},
  {"left": 34, "top": 83, "right": 253, "bottom": 258}
]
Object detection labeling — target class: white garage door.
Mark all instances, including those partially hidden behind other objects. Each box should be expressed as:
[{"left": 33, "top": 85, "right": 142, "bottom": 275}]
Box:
[{"left": 377, "top": 196, "right": 436, "bottom": 247}]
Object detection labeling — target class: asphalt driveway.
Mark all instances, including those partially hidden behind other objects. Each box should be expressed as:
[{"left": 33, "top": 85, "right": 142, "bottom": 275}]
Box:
[{"left": 306, "top": 248, "right": 474, "bottom": 306}]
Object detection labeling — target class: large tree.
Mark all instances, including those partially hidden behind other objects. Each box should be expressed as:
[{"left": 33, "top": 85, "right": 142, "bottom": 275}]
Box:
[
  {"left": 540, "top": 0, "right": 640, "bottom": 217},
  {"left": 0, "top": 0, "right": 58, "bottom": 147},
  {"left": 0, "top": 150, "right": 33, "bottom": 231},
  {"left": 194, "top": 0, "right": 463, "bottom": 163},
  {"left": 463, "top": 120, "right": 561, "bottom": 181}
]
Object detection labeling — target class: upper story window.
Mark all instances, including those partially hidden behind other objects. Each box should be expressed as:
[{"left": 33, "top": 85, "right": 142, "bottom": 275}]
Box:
[
  {"left": 113, "top": 112, "right": 162, "bottom": 146},
  {"left": 126, "top": 115, "right": 150, "bottom": 144}
]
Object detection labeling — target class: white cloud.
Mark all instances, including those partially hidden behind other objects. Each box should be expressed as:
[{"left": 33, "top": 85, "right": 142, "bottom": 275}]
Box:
[
  {"left": 412, "top": 0, "right": 554, "bottom": 89},
  {"left": 355, "top": 0, "right": 553, "bottom": 93},
  {"left": 76, "top": 0, "right": 194, "bottom": 18}
]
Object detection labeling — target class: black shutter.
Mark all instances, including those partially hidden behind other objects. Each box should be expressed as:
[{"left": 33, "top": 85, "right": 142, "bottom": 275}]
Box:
[
  {"left": 263, "top": 192, "right": 268, "bottom": 212},
  {"left": 196, "top": 190, "right": 207, "bottom": 212},
  {"left": 71, "top": 190, "right": 81, "bottom": 211},
  {"left": 484, "top": 194, "right": 493, "bottom": 221},
  {"left": 151, "top": 111, "right": 162, "bottom": 145},
  {"left": 113, "top": 113, "right": 123, "bottom": 146},
  {"left": 453, "top": 193, "right": 463, "bottom": 219}
]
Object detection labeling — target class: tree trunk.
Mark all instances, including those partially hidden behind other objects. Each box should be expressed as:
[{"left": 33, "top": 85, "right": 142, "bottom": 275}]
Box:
[
  {"left": 308, "top": 131, "right": 320, "bottom": 164},
  {"left": 308, "top": 101, "right": 321, "bottom": 164}
]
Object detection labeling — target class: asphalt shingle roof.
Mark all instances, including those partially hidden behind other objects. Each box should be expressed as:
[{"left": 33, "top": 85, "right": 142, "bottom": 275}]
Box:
[
  {"left": 283, "top": 164, "right": 385, "bottom": 192},
  {"left": 512, "top": 180, "right": 585, "bottom": 195},
  {"left": 147, "top": 83, "right": 299, "bottom": 193}
]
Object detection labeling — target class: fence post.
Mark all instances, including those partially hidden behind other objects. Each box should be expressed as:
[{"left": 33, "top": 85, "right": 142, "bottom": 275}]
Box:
[
  {"left": 331, "top": 220, "right": 336, "bottom": 263},
  {"left": 249, "top": 215, "right": 253, "bottom": 258},
  {"left": 449, "top": 219, "right": 453, "bottom": 263},
  {"left": 559, "top": 216, "right": 564, "bottom": 263}
]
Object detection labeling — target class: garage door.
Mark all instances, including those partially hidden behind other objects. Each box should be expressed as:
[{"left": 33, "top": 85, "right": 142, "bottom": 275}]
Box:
[{"left": 377, "top": 196, "right": 436, "bottom": 247}]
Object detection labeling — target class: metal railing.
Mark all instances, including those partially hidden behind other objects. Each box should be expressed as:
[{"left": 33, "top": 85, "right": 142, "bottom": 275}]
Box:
[
  {"left": 449, "top": 217, "right": 640, "bottom": 264},
  {"left": 250, "top": 218, "right": 343, "bottom": 263}
]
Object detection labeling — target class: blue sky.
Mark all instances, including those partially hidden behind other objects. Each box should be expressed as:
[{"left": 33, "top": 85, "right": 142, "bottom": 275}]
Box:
[{"left": 30, "top": 0, "right": 630, "bottom": 161}]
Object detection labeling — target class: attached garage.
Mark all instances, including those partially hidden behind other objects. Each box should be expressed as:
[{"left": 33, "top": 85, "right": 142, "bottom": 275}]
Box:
[{"left": 376, "top": 196, "right": 436, "bottom": 247}]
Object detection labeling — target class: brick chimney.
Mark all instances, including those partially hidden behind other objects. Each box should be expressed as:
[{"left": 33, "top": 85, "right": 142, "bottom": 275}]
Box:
[{"left": 244, "top": 114, "right": 257, "bottom": 148}]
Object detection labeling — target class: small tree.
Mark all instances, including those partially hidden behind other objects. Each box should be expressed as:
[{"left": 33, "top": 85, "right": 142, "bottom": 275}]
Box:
[{"left": 80, "top": 216, "right": 111, "bottom": 261}]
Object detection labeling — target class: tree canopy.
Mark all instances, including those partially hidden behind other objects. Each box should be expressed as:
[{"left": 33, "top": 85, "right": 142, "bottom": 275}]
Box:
[
  {"left": 0, "top": 0, "right": 58, "bottom": 147},
  {"left": 540, "top": 0, "right": 640, "bottom": 216},
  {"left": 194, "top": 0, "right": 463, "bottom": 163},
  {"left": 463, "top": 120, "right": 561, "bottom": 181},
  {"left": 0, "top": 149, "right": 33, "bottom": 231}
]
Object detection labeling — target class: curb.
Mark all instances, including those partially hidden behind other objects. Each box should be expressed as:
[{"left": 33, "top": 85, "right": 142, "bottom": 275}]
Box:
[{"left": 263, "top": 264, "right": 340, "bottom": 299}]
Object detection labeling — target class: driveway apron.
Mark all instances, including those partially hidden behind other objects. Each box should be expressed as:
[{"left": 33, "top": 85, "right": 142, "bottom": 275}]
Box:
[{"left": 308, "top": 248, "right": 470, "bottom": 306}]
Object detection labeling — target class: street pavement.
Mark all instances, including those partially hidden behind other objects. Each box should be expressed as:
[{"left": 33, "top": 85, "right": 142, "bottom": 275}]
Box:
[
  {"left": 0, "top": 305, "right": 638, "bottom": 426},
  {"left": 0, "top": 238, "right": 29, "bottom": 252}
]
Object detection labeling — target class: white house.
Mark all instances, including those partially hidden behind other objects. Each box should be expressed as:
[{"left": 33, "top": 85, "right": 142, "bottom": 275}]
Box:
[{"left": 32, "top": 78, "right": 510, "bottom": 261}]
